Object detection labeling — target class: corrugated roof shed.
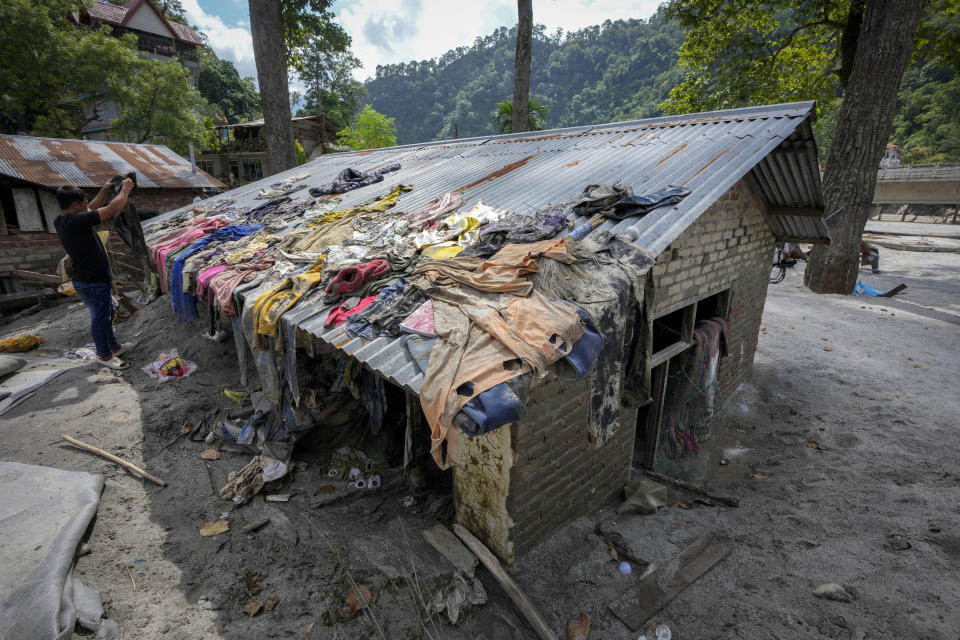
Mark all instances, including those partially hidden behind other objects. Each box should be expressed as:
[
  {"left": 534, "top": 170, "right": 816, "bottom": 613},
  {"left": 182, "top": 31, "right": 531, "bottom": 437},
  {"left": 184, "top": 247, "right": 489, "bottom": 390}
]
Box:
[
  {"left": 148, "top": 101, "right": 829, "bottom": 394},
  {"left": 0, "top": 135, "right": 223, "bottom": 190},
  {"left": 77, "top": 0, "right": 205, "bottom": 45}
]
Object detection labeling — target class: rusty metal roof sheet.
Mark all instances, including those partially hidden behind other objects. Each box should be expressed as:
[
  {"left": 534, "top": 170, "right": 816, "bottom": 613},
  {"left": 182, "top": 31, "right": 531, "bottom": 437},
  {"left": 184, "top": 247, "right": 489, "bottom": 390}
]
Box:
[
  {"left": 147, "top": 101, "right": 828, "bottom": 392},
  {"left": 79, "top": 0, "right": 204, "bottom": 45},
  {"left": 0, "top": 134, "right": 223, "bottom": 190}
]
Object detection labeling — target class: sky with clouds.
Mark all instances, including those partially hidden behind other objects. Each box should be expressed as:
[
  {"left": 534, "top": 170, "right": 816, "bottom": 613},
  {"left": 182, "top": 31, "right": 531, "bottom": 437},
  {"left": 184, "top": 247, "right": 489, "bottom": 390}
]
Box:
[{"left": 182, "top": 0, "right": 663, "bottom": 84}]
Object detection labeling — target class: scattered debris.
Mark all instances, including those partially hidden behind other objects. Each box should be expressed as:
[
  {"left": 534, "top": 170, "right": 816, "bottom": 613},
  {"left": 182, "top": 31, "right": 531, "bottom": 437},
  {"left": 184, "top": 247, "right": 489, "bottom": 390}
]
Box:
[
  {"left": 314, "top": 485, "right": 335, "bottom": 495},
  {"left": 243, "top": 600, "right": 262, "bottom": 617},
  {"left": 609, "top": 532, "right": 732, "bottom": 631},
  {"left": 400, "top": 495, "right": 417, "bottom": 508},
  {"left": 618, "top": 561, "right": 632, "bottom": 575},
  {"left": 671, "top": 501, "right": 693, "bottom": 510},
  {"left": 180, "top": 421, "right": 195, "bottom": 435},
  {"left": 342, "top": 584, "right": 372, "bottom": 618},
  {"left": 805, "top": 440, "right": 828, "bottom": 451},
  {"left": 264, "top": 596, "right": 280, "bottom": 612},
  {"left": 823, "top": 347, "right": 833, "bottom": 352},
  {"left": 219, "top": 457, "right": 265, "bottom": 505},
  {"left": 141, "top": 350, "right": 197, "bottom": 381},
  {"left": 58, "top": 433, "right": 167, "bottom": 487},
  {"left": 223, "top": 389, "right": 250, "bottom": 403},
  {"left": 264, "top": 494, "right": 290, "bottom": 502},
  {"left": 64, "top": 345, "right": 98, "bottom": 360},
  {"left": 199, "top": 520, "right": 229, "bottom": 537},
  {"left": 566, "top": 612, "right": 591, "bottom": 640},
  {"left": 753, "top": 472, "right": 770, "bottom": 480},
  {"left": 641, "top": 469, "right": 740, "bottom": 508},
  {"left": 812, "top": 583, "right": 853, "bottom": 603},
  {"left": 887, "top": 533, "right": 912, "bottom": 551},
  {"left": 200, "top": 449, "right": 221, "bottom": 461},
  {"left": 243, "top": 519, "right": 270, "bottom": 534},
  {"left": 428, "top": 570, "right": 487, "bottom": 623},
  {"left": 0, "top": 334, "right": 42, "bottom": 353},
  {"left": 619, "top": 478, "right": 667, "bottom": 515},
  {"left": 644, "top": 621, "right": 672, "bottom": 640},
  {"left": 452, "top": 523, "right": 554, "bottom": 640}
]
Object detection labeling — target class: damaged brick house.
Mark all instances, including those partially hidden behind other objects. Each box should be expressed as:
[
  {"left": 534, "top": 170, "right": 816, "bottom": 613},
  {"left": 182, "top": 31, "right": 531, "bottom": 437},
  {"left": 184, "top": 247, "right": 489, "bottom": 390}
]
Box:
[
  {"left": 144, "top": 101, "right": 828, "bottom": 564},
  {"left": 0, "top": 134, "right": 222, "bottom": 291}
]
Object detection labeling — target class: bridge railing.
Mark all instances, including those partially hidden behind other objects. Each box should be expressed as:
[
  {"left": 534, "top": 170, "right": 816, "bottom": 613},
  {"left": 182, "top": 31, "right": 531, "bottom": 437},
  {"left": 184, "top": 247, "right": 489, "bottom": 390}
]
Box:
[{"left": 877, "top": 163, "right": 960, "bottom": 182}]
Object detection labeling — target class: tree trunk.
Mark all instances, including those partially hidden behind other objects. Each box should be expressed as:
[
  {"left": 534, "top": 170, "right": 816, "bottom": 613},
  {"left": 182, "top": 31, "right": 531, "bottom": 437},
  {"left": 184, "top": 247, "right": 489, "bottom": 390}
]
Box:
[
  {"left": 248, "top": 0, "right": 295, "bottom": 176},
  {"left": 804, "top": 0, "right": 924, "bottom": 294},
  {"left": 511, "top": 0, "right": 533, "bottom": 134}
]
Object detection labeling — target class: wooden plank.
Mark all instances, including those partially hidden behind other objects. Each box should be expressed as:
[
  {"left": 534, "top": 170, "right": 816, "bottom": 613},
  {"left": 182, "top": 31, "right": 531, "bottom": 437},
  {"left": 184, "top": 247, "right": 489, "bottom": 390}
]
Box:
[
  {"left": 12, "top": 269, "right": 62, "bottom": 285},
  {"left": 648, "top": 341, "right": 693, "bottom": 369},
  {"left": 641, "top": 360, "right": 670, "bottom": 469},
  {"left": 422, "top": 524, "right": 478, "bottom": 574},
  {"left": 681, "top": 303, "right": 696, "bottom": 342},
  {"left": 36, "top": 189, "right": 60, "bottom": 233},
  {"left": 12, "top": 188, "right": 44, "bottom": 231},
  {"left": 452, "top": 524, "right": 555, "bottom": 640},
  {"left": 609, "top": 532, "right": 732, "bottom": 631}
]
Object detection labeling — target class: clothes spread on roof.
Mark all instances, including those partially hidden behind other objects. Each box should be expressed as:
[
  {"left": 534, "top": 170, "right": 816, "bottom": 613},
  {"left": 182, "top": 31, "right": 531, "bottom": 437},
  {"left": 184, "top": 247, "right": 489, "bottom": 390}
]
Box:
[
  {"left": 142, "top": 173, "right": 657, "bottom": 470},
  {"left": 308, "top": 164, "right": 401, "bottom": 197},
  {"left": 257, "top": 172, "right": 310, "bottom": 199},
  {"left": 571, "top": 183, "right": 692, "bottom": 221}
]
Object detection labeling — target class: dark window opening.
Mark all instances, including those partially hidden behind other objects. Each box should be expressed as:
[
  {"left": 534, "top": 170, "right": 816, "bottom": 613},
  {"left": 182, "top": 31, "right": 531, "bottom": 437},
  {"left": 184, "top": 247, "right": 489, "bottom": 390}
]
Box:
[
  {"left": 695, "top": 289, "right": 729, "bottom": 322},
  {"left": 1, "top": 187, "right": 18, "bottom": 231},
  {"left": 652, "top": 307, "right": 685, "bottom": 353}
]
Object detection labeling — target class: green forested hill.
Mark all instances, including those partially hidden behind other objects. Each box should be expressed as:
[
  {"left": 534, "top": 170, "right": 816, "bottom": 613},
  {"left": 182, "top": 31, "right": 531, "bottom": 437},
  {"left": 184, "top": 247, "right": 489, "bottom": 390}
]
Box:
[
  {"left": 364, "top": 14, "right": 960, "bottom": 163},
  {"left": 364, "top": 15, "right": 683, "bottom": 145}
]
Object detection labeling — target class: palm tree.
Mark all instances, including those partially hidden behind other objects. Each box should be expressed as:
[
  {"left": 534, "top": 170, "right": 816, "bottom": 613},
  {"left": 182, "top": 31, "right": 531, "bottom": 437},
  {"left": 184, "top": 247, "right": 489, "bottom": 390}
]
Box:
[{"left": 493, "top": 98, "right": 549, "bottom": 134}]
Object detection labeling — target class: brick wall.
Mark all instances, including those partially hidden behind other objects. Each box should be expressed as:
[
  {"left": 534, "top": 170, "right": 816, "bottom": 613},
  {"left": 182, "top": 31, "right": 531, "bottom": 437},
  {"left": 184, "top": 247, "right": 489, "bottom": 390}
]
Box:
[
  {"left": 0, "top": 232, "right": 66, "bottom": 279},
  {"left": 81, "top": 187, "right": 195, "bottom": 215},
  {"left": 650, "top": 177, "right": 776, "bottom": 396},
  {"left": 456, "top": 372, "right": 637, "bottom": 564}
]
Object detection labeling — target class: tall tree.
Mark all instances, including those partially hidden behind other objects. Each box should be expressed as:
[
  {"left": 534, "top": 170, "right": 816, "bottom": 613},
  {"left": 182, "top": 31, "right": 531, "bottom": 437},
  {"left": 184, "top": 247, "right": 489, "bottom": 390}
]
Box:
[
  {"left": 804, "top": 0, "right": 925, "bottom": 292},
  {"left": 197, "top": 48, "right": 261, "bottom": 124},
  {"left": 296, "top": 42, "right": 366, "bottom": 135},
  {"left": 493, "top": 98, "right": 549, "bottom": 133},
  {"left": 337, "top": 105, "right": 396, "bottom": 150},
  {"left": 511, "top": 0, "right": 533, "bottom": 133},
  {"left": 249, "top": 0, "right": 294, "bottom": 175},
  {"left": 662, "top": 0, "right": 930, "bottom": 293}
]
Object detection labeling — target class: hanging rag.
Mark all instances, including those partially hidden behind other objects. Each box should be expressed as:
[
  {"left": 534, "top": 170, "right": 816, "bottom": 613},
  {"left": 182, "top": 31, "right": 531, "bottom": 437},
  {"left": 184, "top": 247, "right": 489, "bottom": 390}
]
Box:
[
  {"left": 571, "top": 183, "right": 691, "bottom": 221},
  {"left": 308, "top": 164, "right": 402, "bottom": 197},
  {"left": 324, "top": 295, "right": 378, "bottom": 328},
  {"left": 106, "top": 173, "right": 149, "bottom": 257}
]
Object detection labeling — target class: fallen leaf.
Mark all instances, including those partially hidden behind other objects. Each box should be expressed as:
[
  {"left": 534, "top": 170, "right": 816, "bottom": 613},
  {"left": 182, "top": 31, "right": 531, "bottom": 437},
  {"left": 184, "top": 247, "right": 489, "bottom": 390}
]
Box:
[
  {"left": 343, "top": 584, "right": 372, "bottom": 617},
  {"left": 672, "top": 500, "right": 693, "bottom": 510},
  {"left": 823, "top": 347, "right": 833, "bottom": 352},
  {"left": 264, "top": 596, "right": 280, "bottom": 611},
  {"left": 929, "top": 526, "right": 942, "bottom": 533},
  {"left": 314, "top": 485, "right": 335, "bottom": 495},
  {"left": 913, "top": 364, "right": 922, "bottom": 368},
  {"left": 304, "top": 621, "right": 315, "bottom": 639},
  {"left": 907, "top": 357, "right": 914, "bottom": 361},
  {"left": 199, "top": 519, "right": 229, "bottom": 536},
  {"left": 753, "top": 473, "right": 769, "bottom": 480},
  {"left": 200, "top": 449, "right": 221, "bottom": 460},
  {"left": 805, "top": 440, "right": 828, "bottom": 451},
  {"left": 605, "top": 540, "right": 619, "bottom": 562},
  {"left": 243, "top": 600, "right": 262, "bottom": 617},
  {"left": 180, "top": 421, "right": 194, "bottom": 435},
  {"left": 674, "top": 521, "right": 685, "bottom": 526}
]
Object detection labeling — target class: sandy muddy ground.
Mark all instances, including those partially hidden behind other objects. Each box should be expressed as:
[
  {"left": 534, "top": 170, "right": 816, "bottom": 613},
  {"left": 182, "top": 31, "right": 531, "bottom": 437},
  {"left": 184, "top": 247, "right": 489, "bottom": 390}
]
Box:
[{"left": 1, "top": 237, "right": 958, "bottom": 640}]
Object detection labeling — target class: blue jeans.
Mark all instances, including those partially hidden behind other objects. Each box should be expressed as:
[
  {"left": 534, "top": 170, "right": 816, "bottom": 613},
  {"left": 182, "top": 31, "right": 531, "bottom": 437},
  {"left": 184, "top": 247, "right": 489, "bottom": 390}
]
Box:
[{"left": 73, "top": 281, "right": 119, "bottom": 358}]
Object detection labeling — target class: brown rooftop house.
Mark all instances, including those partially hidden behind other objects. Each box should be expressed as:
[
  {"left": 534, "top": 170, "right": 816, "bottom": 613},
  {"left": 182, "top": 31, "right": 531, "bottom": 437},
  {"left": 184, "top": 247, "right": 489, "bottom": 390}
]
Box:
[
  {"left": 197, "top": 115, "right": 341, "bottom": 185},
  {"left": 0, "top": 134, "right": 222, "bottom": 291},
  {"left": 146, "top": 101, "right": 828, "bottom": 564},
  {"left": 71, "top": 0, "right": 205, "bottom": 140}
]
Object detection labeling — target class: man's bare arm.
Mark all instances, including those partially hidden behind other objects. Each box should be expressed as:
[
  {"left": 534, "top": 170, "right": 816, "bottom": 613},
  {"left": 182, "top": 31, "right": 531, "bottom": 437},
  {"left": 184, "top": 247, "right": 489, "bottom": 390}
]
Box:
[
  {"left": 97, "top": 178, "right": 134, "bottom": 222},
  {"left": 87, "top": 179, "right": 113, "bottom": 210}
]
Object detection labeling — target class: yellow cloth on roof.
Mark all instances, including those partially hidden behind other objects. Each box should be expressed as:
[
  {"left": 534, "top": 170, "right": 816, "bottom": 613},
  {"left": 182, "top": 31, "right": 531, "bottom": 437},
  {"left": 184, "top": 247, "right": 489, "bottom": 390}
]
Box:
[
  {"left": 421, "top": 243, "right": 465, "bottom": 259},
  {"left": 252, "top": 256, "right": 326, "bottom": 349}
]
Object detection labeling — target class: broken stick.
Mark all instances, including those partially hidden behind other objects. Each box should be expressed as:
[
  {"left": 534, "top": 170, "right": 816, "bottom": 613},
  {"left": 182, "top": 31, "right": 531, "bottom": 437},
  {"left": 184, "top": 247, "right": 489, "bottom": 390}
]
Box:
[
  {"left": 452, "top": 524, "right": 555, "bottom": 640},
  {"left": 59, "top": 434, "right": 167, "bottom": 487},
  {"left": 244, "top": 519, "right": 270, "bottom": 533},
  {"left": 640, "top": 469, "right": 739, "bottom": 508}
]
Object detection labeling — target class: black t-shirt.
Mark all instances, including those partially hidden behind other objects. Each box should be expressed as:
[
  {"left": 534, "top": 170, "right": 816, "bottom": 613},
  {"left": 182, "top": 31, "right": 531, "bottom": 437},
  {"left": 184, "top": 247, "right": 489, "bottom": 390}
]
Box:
[{"left": 54, "top": 210, "right": 112, "bottom": 283}]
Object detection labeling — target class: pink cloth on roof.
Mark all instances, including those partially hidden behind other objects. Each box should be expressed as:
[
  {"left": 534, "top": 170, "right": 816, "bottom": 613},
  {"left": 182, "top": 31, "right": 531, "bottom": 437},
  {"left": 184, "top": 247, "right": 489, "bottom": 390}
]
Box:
[
  {"left": 153, "top": 228, "right": 206, "bottom": 292},
  {"left": 324, "top": 296, "right": 377, "bottom": 328},
  {"left": 207, "top": 254, "right": 276, "bottom": 315},
  {"left": 196, "top": 264, "right": 230, "bottom": 299}
]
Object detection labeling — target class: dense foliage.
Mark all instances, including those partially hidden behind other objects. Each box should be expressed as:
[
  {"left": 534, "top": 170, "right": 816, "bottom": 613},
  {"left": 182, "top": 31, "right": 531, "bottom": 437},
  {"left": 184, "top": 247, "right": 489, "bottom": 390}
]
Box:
[
  {"left": 337, "top": 105, "right": 397, "bottom": 150},
  {"left": 364, "top": 16, "right": 684, "bottom": 144},
  {"left": 363, "top": 8, "right": 959, "bottom": 162}
]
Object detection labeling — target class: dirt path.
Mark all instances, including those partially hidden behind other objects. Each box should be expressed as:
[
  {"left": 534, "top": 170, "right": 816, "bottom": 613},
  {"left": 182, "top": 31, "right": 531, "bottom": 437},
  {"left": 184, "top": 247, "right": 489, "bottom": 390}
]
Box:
[{"left": 1, "top": 246, "right": 958, "bottom": 639}]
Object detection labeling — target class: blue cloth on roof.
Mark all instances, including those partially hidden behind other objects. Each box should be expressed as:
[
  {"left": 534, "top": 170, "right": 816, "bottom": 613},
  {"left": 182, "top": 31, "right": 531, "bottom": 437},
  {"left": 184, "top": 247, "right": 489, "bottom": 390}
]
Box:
[
  {"left": 345, "top": 277, "right": 410, "bottom": 339},
  {"left": 560, "top": 304, "right": 604, "bottom": 378},
  {"left": 170, "top": 224, "right": 263, "bottom": 323}
]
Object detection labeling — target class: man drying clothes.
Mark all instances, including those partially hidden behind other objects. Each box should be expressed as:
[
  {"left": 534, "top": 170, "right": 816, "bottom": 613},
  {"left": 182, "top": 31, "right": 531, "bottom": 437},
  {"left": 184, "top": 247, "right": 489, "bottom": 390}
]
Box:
[{"left": 54, "top": 179, "right": 136, "bottom": 370}]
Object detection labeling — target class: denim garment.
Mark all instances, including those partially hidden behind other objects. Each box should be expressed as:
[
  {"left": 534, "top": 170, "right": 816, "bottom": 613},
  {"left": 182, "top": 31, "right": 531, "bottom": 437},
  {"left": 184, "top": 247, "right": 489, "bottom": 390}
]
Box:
[{"left": 73, "top": 280, "right": 119, "bottom": 358}]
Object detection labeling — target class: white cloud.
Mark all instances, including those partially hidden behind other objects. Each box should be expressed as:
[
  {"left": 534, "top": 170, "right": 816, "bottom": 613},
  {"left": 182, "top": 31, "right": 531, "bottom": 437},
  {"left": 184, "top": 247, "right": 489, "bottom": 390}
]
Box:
[
  {"left": 332, "top": 0, "right": 663, "bottom": 80},
  {"left": 182, "top": 0, "right": 258, "bottom": 80}
]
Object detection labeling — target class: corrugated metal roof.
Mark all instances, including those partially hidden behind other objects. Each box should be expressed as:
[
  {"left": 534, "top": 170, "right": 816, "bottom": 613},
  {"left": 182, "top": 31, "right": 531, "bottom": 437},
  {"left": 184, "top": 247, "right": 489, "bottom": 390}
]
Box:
[
  {"left": 80, "top": 0, "right": 204, "bottom": 46},
  {"left": 0, "top": 135, "right": 224, "bottom": 190},
  {"left": 146, "top": 101, "right": 828, "bottom": 393}
]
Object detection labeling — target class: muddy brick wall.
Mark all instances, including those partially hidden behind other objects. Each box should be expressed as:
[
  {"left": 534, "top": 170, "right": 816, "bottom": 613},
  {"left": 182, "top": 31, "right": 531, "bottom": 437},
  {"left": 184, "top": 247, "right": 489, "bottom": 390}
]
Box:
[
  {"left": 83, "top": 187, "right": 195, "bottom": 215},
  {"left": 0, "top": 233, "right": 66, "bottom": 279},
  {"left": 457, "top": 373, "right": 636, "bottom": 563},
  {"left": 650, "top": 177, "right": 777, "bottom": 397}
]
